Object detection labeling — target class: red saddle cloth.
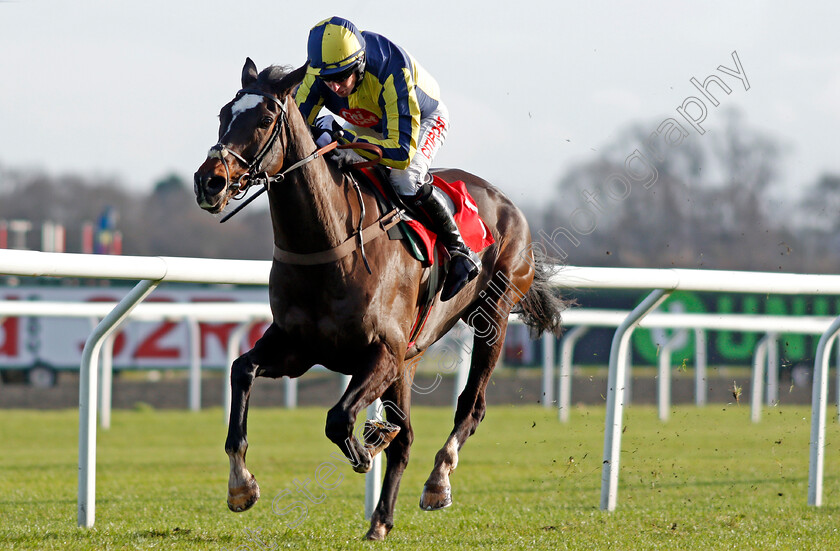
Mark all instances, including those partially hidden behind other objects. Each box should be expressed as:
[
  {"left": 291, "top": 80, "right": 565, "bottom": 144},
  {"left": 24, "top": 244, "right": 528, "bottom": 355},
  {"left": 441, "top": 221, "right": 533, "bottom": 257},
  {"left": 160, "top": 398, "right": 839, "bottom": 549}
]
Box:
[
  {"left": 397, "top": 175, "right": 495, "bottom": 262},
  {"left": 416, "top": 175, "right": 495, "bottom": 259},
  {"left": 357, "top": 169, "right": 495, "bottom": 262}
]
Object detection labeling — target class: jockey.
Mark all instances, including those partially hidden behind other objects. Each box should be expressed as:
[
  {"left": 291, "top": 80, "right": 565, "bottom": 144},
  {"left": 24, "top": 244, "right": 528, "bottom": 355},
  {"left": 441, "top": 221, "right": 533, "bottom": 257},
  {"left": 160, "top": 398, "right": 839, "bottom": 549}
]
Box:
[{"left": 295, "top": 16, "right": 481, "bottom": 302}]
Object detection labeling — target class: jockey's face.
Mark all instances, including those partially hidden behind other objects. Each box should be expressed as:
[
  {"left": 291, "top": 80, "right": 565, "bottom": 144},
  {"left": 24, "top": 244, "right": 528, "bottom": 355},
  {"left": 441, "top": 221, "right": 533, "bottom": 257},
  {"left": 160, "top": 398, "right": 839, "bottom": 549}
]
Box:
[{"left": 323, "top": 72, "right": 357, "bottom": 98}]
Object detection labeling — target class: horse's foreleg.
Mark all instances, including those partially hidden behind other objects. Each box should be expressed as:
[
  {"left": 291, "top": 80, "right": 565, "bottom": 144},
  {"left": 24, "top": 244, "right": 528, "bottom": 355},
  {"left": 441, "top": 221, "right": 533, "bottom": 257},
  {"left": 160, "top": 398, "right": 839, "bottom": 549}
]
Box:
[
  {"left": 420, "top": 308, "right": 511, "bottom": 511},
  {"left": 325, "top": 342, "right": 398, "bottom": 476},
  {"left": 365, "top": 377, "right": 413, "bottom": 541},
  {"left": 225, "top": 351, "right": 260, "bottom": 512},
  {"left": 225, "top": 323, "right": 302, "bottom": 513}
]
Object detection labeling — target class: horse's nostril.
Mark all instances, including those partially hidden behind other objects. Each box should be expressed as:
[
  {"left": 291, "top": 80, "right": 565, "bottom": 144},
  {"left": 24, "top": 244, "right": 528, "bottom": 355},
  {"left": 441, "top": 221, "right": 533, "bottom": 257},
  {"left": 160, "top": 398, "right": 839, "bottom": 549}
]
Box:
[{"left": 206, "top": 176, "right": 227, "bottom": 197}]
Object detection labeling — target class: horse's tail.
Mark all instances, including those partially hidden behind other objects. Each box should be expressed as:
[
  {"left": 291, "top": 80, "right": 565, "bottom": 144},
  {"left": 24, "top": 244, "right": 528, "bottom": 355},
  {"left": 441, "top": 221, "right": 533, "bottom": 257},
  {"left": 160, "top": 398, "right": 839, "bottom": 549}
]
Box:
[{"left": 513, "top": 251, "right": 571, "bottom": 338}]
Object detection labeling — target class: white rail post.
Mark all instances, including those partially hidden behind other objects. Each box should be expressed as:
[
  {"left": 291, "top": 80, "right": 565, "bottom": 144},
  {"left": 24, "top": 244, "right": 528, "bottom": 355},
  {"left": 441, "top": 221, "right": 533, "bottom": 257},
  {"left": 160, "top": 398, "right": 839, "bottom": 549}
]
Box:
[
  {"left": 601, "top": 289, "right": 671, "bottom": 512},
  {"left": 284, "top": 378, "right": 298, "bottom": 409},
  {"left": 365, "top": 399, "right": 383, "bottom": 520},
  {"left": 558, "top": 325, "right": 589, "bottom": 423},
  {"left": 751, "top": 335, "right": 769, "bottom": 423},
  {"left": 224, "top": 322, "right": 253, "bottom": 424},
  {"left": 837, "top": 350, "right": 840, "bottom": 423},
  {"left": 99, "top": 334, "right": 116, "bottom": 430},
  {"left": 188, "top": 318, "right": 201, "bottom": 412},
  {"left": 694, "top": 328, "right": 707, "bottom": 406},
  {"left": 808, "top": 316, "right": 840, "bottom": 506},
  {"left": 453, "top": 323, "right": 471, "bottom": 410},
  {"left": 541, "top": 332, "right": 555, "bottom": 407},
  {"left": 78, "top": 279, "right": 159, "bottom": 528},
  {"left": 766, "top": 333, "right": 779, "bottom": 406},
  {"left": 623, "top": 345, "right": 633, "bottom": 405},
  {"left": 657, "top": 330, "right": 686, "bottom": 422}
]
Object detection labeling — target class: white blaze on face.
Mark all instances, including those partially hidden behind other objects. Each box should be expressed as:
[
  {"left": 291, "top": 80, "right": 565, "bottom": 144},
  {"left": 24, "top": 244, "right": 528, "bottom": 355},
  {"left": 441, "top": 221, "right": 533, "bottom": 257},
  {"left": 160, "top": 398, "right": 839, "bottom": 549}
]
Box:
[{"left": 225, "top": 94, "right": 264, "bottom": 136}]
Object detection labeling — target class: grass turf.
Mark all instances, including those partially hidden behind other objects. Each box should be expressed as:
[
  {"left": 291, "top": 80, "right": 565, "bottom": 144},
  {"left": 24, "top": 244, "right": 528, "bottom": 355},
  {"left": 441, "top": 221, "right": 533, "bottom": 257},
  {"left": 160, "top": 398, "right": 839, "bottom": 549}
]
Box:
[{"left": 0, "top": 403, "right": 838, "bottom": 550}]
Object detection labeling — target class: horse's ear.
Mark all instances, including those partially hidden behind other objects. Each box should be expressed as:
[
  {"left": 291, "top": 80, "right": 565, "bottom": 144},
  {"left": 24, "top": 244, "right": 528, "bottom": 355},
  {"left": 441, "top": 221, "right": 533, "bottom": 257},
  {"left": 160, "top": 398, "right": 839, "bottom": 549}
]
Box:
[
  {"left": 241, "top": 57, "right": 259, "bottom": 88},
  {"left": 273, "top": 63, "right": 308, "bottom": 97}
]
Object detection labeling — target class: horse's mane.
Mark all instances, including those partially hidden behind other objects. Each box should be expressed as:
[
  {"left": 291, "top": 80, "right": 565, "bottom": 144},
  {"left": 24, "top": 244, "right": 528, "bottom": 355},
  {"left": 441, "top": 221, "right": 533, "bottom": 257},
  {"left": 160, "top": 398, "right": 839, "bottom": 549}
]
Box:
[{"left": 257, "top": 63, "right": 307, "bottom": 94}]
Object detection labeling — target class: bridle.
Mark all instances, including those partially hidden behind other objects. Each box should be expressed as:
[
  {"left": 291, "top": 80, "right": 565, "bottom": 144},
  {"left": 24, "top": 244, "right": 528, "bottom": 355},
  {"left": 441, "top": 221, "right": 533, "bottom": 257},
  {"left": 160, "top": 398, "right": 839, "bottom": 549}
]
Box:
[
  {"left": 207, "top": 88, "right": 289, "bottom": 199},
  {"left": 204, "top": 85, "right": 384, "bottom": 245},
  {"left": 202, "top": 83, "right": 393, "bottom": 275},
  {"left": 207, "top": 87, "right": 344, "bottom": 223}
]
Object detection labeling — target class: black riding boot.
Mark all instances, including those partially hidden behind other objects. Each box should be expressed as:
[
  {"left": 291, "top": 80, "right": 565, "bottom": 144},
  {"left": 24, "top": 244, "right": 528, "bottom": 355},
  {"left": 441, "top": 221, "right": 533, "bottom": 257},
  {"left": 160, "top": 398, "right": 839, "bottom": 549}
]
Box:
[{"left": 409, "top": 183, "right": 482, "bottom": 301}]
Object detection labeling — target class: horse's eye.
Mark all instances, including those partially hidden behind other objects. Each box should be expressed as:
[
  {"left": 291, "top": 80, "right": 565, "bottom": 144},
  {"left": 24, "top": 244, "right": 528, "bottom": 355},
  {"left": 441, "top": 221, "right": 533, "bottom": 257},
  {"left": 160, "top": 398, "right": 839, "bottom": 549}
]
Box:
[{"left": 260, "top": 116, "right": 273, "bottom": 129}]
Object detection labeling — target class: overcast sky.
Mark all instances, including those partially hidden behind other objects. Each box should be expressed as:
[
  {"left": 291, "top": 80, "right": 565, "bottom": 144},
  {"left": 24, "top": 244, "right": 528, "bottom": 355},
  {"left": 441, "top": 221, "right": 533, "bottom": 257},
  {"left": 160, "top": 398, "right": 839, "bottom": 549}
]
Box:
[{"left": 1, "top": 1, "right": 838, "bottom": 207}]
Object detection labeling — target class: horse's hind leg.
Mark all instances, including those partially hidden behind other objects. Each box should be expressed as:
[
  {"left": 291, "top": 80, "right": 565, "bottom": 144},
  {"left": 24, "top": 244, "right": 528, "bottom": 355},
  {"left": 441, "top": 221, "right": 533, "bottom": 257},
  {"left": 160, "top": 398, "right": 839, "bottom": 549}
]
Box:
[
  {"left": 420, "top": 283, "right": 519, "bottom": 510},
  {"left": 226, "top": 323, "right": 305, "bottom": 512},
  {"left": 365, "top": 377, "right": 414, "bottom": 541}
]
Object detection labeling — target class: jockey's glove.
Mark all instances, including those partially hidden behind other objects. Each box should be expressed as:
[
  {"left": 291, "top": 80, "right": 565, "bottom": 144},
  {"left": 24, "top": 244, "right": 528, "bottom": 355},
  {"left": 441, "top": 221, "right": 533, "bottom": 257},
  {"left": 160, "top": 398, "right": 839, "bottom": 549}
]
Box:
[
  {"left": 314, "top": 131, "right": 333, "bottom": 148},
  {"left": 312, "top": 115, "right": 343, "bottom": 148},
  {"left": 329, "top": 148, "right": 366, "bottom": 169}
]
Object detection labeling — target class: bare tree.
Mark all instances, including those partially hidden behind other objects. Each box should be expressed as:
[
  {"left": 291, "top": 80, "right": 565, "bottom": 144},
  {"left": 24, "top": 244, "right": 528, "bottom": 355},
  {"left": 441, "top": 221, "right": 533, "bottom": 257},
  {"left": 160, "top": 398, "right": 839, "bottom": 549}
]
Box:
[
  {"left": 0, "top": 168, "right": 272, "bottom": 259},
  {"left": 535, "top": 108, "right": 789, "bottom": 271}
]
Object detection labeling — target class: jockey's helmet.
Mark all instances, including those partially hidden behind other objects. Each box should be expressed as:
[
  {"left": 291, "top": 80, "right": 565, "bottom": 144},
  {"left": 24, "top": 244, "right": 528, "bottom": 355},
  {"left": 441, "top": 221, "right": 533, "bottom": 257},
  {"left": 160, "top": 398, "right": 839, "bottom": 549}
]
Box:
[{"left": 306, "top": 16, "right": 366, "bottom": 82}]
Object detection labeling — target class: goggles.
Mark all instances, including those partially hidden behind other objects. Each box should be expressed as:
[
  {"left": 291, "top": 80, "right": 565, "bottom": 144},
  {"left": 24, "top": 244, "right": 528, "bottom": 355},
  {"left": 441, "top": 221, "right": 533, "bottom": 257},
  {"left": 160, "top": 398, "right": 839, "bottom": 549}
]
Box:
[{"left": 319, "top": 65, "right": 357, "bottom": 83}]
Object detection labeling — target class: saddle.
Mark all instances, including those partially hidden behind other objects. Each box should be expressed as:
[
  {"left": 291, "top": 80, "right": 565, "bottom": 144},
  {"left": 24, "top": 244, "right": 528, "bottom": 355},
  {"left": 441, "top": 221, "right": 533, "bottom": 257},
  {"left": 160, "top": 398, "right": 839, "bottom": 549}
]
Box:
[
  {"left": 352, "top": 166, "right": 494, "bottom": 265},
  {"left": 349, "top": 166, "right": 495, "bottom": 346}
]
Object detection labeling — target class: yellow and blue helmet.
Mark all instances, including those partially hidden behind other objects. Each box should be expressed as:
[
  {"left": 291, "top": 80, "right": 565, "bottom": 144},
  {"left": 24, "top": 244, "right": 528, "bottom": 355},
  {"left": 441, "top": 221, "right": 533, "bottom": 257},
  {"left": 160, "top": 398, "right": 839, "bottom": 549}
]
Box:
[{"left": 306, "top": 17, "right": 366, "bottom": 81}]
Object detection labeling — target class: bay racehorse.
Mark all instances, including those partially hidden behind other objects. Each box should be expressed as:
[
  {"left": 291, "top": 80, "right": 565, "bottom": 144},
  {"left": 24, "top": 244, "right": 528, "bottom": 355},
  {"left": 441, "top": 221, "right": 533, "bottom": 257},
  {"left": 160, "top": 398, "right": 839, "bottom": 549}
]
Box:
[{"left": 193, "top": 59, "right": 565, "bottom": 541}]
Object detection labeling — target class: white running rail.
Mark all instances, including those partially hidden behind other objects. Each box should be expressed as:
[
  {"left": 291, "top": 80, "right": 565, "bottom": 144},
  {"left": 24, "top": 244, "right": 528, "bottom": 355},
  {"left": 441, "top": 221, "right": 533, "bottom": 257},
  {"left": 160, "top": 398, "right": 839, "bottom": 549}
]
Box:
[{"left": 3, "top": 252, "right": 840, "bottom": 523}]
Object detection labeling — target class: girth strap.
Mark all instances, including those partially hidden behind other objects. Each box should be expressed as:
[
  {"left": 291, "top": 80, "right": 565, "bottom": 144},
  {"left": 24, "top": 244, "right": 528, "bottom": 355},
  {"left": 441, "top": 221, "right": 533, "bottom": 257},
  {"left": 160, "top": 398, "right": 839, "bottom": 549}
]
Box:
[{"left": 273, "top": 209, "right": 401, "bottom": 265}]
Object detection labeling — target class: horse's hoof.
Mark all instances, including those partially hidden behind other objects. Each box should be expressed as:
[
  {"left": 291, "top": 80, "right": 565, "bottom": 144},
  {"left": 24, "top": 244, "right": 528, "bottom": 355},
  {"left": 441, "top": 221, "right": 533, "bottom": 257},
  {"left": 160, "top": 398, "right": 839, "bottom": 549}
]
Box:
[
  {"left": 363, "top": 419, "right": 401, "bottom": 458},
  {"left": 419, "top": 483, "right": 452, "bottom": 511},
  {"left": 352, "top": 455, "right": 372, "bottom": 474},
  {"left": 364, "top": 523, "right": 391, "bottom": 541},
  {"left": 350, "top": 445, "right": 373, "bottom": 474},
  {"left": 227, "top": 475, "right": 260, "bottom": 512}
]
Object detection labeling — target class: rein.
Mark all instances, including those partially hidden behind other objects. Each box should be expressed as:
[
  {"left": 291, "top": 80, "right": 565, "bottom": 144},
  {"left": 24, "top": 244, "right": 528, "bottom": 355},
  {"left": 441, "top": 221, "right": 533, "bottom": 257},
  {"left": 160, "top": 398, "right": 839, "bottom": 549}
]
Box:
[
  {"left": 218, "top": 140, "right": 384, "bottom": 224},
  {"left": 219, "top": 140, "right": 338, "bottom": 223},
  {"left": 208, "top": 86, "right": 390, "bottom": 272},
  {"left": 271, "top": 142, "right": 389, "bottom": 274},
  {"left": 211, "top": 87, "right": 379, "bottom": 223}
]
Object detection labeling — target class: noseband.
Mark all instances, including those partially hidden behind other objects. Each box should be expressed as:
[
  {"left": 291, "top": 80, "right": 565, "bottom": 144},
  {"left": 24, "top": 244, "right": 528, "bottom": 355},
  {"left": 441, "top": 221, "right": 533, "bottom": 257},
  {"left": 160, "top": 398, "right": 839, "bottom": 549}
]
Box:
[{"left": 208, "top": 88, "right": 288, "bottom": 198}]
